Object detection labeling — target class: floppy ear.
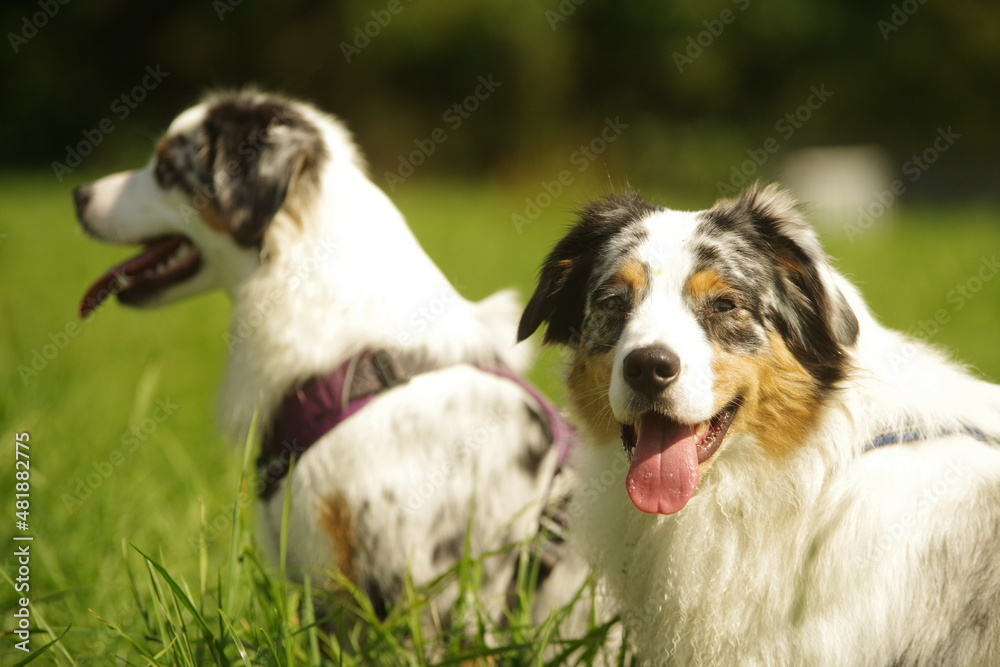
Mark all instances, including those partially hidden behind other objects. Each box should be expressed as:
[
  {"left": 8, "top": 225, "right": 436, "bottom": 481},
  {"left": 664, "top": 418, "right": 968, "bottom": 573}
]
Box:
[
  {"left": 202, "top": 98, "right": 325, "bottom": 247},
  {"left": 518, "top": 192, "right": 656, "bottom": 345},
  {"left": 517, "top": 251, "right": 587, "bottom": 346},
  {"left": 725, "top": 184, "right": 859, "bottom": 387}
]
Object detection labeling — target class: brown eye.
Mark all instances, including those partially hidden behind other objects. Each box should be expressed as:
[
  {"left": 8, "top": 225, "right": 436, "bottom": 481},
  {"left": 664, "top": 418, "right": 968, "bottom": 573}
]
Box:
[
  {"left": 154, "top": 159, "right": 176, "bottom": 187},
  {"left": 595, "top": 289, "right": 630, "bottom": 314},
  {"left": 711, "top": 297, "right": 736, "bottom": 314}
]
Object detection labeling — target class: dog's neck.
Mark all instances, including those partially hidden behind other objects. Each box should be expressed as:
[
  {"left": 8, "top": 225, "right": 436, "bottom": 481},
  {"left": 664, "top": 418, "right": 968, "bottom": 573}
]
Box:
[{"left": 216, "top": 165, "right": 525, "bottom": 441}]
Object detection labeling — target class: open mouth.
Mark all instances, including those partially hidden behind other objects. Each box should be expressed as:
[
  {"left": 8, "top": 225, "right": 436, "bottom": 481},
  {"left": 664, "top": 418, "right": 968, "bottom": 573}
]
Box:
[
  {"left": 80, "top": 235, "right": 202, "bottom": 317},
  {"left": 619, "top": 398, "right": 741, "bottom": 516}
]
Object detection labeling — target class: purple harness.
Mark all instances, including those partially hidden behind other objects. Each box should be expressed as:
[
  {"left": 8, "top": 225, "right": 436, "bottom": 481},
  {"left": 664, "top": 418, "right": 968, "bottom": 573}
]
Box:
[{"left": 256, "top": 350, "right": 574, "bottom": 499}]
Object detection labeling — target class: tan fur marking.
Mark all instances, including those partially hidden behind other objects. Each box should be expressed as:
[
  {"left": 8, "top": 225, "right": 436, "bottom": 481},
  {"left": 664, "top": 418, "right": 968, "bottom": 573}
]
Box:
[
  {"left": 199, "top": 201, "right": 228, "bottom": 234},
  {"left": 775, "top": 246, "right": 806, "bottom": 280},
  {"left": 156, "top": 136, "right": 230, "bottom": 234},
  {"left": 567, "top": 350, "right": 618, "bottom": 443},
  {"left": 612, "top": 259, "right": 648, "bottom": 293},
  {"left": 713, "top": 333, "right": 822, "bottom": 458},
  {"left": 320, "top": 491, "right": 357, "bottom": 582},
  {"left": 155, "top": 138, "right": 173, "bottom": 164},
  {"left": 686, "top": 269, "right": 729, "bottom": 302}
]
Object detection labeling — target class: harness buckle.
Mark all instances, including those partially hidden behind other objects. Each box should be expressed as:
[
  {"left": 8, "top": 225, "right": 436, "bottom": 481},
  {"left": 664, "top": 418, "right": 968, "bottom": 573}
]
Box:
[{"left": 372, "top": 349, "right": 405, "bottom": 387}]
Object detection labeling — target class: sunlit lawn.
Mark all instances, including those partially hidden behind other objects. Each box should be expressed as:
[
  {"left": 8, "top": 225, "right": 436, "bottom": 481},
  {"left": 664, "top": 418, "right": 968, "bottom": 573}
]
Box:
[{"left": 1, "top": 171, "right": 997, "bottom": 664}]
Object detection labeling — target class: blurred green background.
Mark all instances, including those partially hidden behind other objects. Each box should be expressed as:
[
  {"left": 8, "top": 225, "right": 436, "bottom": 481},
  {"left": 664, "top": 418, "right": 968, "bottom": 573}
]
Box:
[
  {"left": 4, "top": 0, "right": 1000, "bottom": 199},
  {"left": 2, "top": 1, "right": 999, "bottom": 663}
]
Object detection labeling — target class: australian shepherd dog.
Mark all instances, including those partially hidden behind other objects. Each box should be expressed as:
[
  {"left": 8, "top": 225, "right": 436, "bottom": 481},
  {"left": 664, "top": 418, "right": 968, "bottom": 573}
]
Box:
[
  {"left": 71, "top": 89, "right": 589, "bottom": 631},
  {"left": 518, "top": 185, "right": 1000, "bottom": 665}
]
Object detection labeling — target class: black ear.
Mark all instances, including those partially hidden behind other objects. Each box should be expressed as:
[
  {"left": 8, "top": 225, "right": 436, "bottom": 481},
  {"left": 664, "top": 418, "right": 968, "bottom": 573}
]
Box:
[
  {"left": 518, "top": 192, "right": 657, "bottom": 345},
  {"left": 720, "top": 184, "right": 859, "bottom": 387},
  {"left": 517, "top": 251, "right": 586, "bottom": 345},
  {"left": 202, "top": 95, "right": 325, "bottom": 247}
]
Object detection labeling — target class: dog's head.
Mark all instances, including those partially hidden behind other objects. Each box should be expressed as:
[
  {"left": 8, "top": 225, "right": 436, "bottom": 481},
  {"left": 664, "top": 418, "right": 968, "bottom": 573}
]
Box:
[
  {"left": 73, "top": 89, "right": 339, "bottom": 316},
  {"left": 519, "top": 185, "right": 859, "bottom": 515}
]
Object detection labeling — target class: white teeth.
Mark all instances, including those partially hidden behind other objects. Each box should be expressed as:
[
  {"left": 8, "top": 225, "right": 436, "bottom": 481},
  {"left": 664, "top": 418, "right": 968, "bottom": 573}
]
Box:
[
  {"left": 152, "top": 243, "right": 193, "bottom": 276},
  {"left": 695, "top": 422, "right": 709, "bottom": 438},
  {"left": 164, "top": 244, "right": 190, "bottom": 271}
]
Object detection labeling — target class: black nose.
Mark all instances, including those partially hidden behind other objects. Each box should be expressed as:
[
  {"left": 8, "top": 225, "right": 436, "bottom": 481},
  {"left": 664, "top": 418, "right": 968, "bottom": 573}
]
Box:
[
  {"left": 623, "top": 346, "right": 681, "bottom": 395},
  {"left": 72, "top": 184, "right": 92, "bottom": 219}
]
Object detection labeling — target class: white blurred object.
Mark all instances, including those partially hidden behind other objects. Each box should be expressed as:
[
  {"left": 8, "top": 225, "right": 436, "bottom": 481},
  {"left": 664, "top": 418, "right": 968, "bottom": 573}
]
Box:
[{"left": 782, "top": 145, "right": 893, "bottom": 233}]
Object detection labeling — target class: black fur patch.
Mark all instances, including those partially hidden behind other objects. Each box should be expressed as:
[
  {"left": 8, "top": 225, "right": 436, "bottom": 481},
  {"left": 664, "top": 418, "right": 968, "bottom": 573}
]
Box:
[
  {"left": 200, "top": 92, "right": 327, "bottom": 247},
  {"left": 583, "top": 263, "right": 650, "bottom": 352},
  {"left": 685, "top": 245, "right": 768, "bottom": 355},
  {"left": 155, "top": 135, "right": 200, "bottom": 193},
  {"left": 431, "top": 533, "right": 465, "bottom": 568},
  {"left": 518, "top": 191, "right": 658, "bottom": 345},
  {"left": 364, "top": 575, "right": 400, "bottom": 620},
  {"left": 518, "top": 404, "right": 553, "bottom": 475},
  {"left": 698, "top": 185, "right": 859, "bottom": 389}
]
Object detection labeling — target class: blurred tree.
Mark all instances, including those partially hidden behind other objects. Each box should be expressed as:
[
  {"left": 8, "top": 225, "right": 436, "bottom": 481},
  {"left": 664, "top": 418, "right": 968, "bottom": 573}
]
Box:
[{"left": 1, "top": 0, "right": 997, "bottom": 198}]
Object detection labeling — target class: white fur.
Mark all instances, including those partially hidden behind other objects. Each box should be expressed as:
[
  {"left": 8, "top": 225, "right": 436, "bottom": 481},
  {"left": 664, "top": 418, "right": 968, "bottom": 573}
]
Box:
[
  {"left": 573, "top": 209, "right": 1000, "bottom": 665},
  {"left": 609, "top": 212, "right": 717, "bottom": 424},
  {"left": 76, "top": 91, "right": 584, "bottom": 629}
]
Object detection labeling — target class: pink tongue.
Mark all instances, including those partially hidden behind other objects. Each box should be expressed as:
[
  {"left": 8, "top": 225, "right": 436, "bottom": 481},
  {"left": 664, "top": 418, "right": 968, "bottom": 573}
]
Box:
[
  {"left": 625, "top": 413, "right": 702, "bottom": 515},
  {"left": 79, "top": 237, "right": 184, "bottom": 317}
]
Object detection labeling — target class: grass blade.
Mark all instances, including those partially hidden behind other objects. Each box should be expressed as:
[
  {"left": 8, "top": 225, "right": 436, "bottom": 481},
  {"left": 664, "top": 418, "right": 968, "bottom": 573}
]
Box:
[
  {"left": 133, "top": 545, "right": 224, "bottom": 664},
  {"left": 9, "top": 625, "right": 71, "bottom": 667}
]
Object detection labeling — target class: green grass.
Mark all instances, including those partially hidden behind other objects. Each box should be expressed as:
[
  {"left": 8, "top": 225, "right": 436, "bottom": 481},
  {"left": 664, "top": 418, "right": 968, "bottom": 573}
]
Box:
[{"left": 1, "top": 172, "right": 998, "bottom": 665}]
